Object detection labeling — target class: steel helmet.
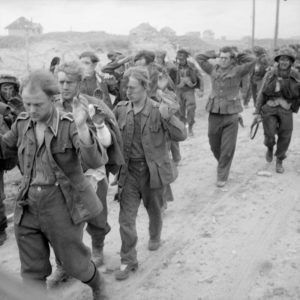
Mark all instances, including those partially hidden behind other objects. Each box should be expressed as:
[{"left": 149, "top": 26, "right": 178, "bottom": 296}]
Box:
[
  {"left": 274, "top": 47, "right": 296, "bottom": 63},
  {"left": 0, "top": 74, "right": 19, "bottom": 88}
]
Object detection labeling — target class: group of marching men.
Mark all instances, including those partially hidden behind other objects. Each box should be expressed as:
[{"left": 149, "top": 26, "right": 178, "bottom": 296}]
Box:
[{"left": 0, "top": 43, "right": 299, "bottom": 299}]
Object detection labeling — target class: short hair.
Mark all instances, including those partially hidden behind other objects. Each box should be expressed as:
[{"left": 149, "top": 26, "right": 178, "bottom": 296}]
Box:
[
  {"left": 57, "top": 61, "right": 83, "bottom": 81},
  {"left": 107, "top": 51, "right": 122, "bottom": 60},
  {"left": 134, "top": 50, "right": 155, "bottom": 65},
  {"left": 49, "top": 56, "right": 60, "bottom": 73},
  {"left": 79, "top": 51, "right": 99, "bottom": 63},
  {"left": 177, "top": 49, "right": 190, "bottom": 57},
  {"left": 219, "top": 46, "right": 235, "bottom": 58},
  {"left": 22, "top": 70, "right": 59, "bottom": 97},
  {"left": 125, "top": 66, "right": 149, "bottom": 90}
]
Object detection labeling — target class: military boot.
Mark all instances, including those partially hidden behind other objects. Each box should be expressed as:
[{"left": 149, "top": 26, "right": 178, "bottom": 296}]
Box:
[
  {"left": 47, "top": 263, "right": 70, "bottom": 288},
  {"left": 91, "top": 224, "right": 111, "bottom": 267},
  {"left": 265, "top": 147, "right": 273, "bottom": 163},
  {"left": 85, "top": 268, "right": 108, "bottom": 300},
  {"left": 276, "top": 159, "right": 284, "bottom": 173}
]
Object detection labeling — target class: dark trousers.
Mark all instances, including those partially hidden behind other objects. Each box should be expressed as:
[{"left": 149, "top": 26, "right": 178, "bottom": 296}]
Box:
[
  {"left": 261, "top": 105, "right": 293, "bottom": 160},
  {"left": 0, "top": 171, "right": 7, "bottom": 232},
  {"left": 14, "top": 185, "right": 94, "bottom": 284},
  {"left": 241, "top": 75, "right": 252, "bottom": 106},
  {"left": 250, "top": 80, "right": 263, "bottom": 106},
  {"left": 208, "top": 113, "right": 239, "bottom": 181},
  {"left": 86, "top": 178, "right": 110, "bottom": 249},
  {"left": 177, "top": 89, "right": 196, "bottom": 127},
  {"left": 119, "top": 160, "right": 164, "bottom": 265}
]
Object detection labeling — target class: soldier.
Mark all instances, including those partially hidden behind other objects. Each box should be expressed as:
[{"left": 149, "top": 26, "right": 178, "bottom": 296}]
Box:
[
  {"left": 79, "top": 51, "right": 114, "bottom": 110},
  {"left": 196, "top": 47, "right": 256, "bottom": 187},
  {"left": 101, "top": 51, "right": 133, "bottom": 107},
  {"left": 155, "top": 51, "right": 183, "bottom": 166},
  {"left": 0, "top": 74, "right": 24, "bottom": 245},
  {"left": 174, "top": 49, "right": 200, "bottom": 136},
  {"left": 49, "top": 61, "right": 124, "bottom": 286},
  {"left": 253, "top": 47, "right": 300, "bottom": 173},
  {"left": 250, "top": 46, "right": 271, "bottom": 107},
  {"left": 113, "top": 66, "right": 186, "bottom": 280},
  {"left": 0, "top": 70, "right": 108, "bottom": 299}
]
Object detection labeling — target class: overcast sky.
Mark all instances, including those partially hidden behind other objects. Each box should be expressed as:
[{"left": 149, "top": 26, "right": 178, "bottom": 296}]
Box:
[{"left": 0, "top": 0, "right": 299, "bottom": 39}]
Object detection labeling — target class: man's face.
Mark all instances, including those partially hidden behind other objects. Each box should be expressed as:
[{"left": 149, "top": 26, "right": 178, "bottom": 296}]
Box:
[
  {"left": 176, "top": 53, "right": 187, "bottom": 66},
  {"left": 126, "top": 77, "right": 147, "bottom": 104},
  {"left": 22, "top": 88, "right": 53, "bottom": 123},
  {"left": 0, "top": 83, "right": 15, "bottom": 101},
  {"left": 219, "top": 52, "right": 232, "bottom": 69},
  {"left": 278, "top": 56, "right": 292, "bottom": 70},
  {"left": 57, "top": 72, "right": 81, "bottom": 101},
  {"left": 80, "top": 57, "right": 97, "bottom": 77}
]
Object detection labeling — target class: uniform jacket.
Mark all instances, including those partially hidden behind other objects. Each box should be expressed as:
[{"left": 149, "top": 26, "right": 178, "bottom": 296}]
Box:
[
  {"left": 54, "top": 93, "right": 124, "bottom": 175},
  {"left": 114, "top": 97, "right": 187, "bottom": 189},
  {"left": 170, "top": 61, "right": 200, "bottom": 92},
  {"left": 255, "top": 66, "right": 300, "bottom": 113},
  {"left": 0, "top": 108, "right": 108, "bottom": 225},
  {"left": 80, "top": 72, "right": 113, "bottom": 110},
  {"left": 196, "top": 52, "right": 256, "bottom": 114},
  {"left": 0, "top": 95, "right": 24, "bottom": 172}
]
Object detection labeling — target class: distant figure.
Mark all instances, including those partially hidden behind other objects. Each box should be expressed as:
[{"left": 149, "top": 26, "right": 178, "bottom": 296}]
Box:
[
  {"left": 250, "top": 46, "right": 270, "bottom": 107},
  {"left": 49, "top": 56, "right": 60, "bottom": 74},
  {"left": 79, "top": 51, "right": 113, "bottom": 110},
  {"left": 173, "top": 49, "right": 200, "bottom": 137}
]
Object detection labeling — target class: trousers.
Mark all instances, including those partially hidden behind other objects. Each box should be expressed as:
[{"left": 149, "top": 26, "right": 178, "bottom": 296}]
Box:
[
  {"left": 14, "top": 185, "right": 94, "bottom": 284},
  {"left": 261, "top": 105, "right": 293, "bottom": 160},
  {"left": 0, "top": 171, "right": 7, "bottom": 232},
  {"left": 119, "top": 159, "right": 164, "bottom": 265},
  {"left": 177, "top": 89, "right": 196, "bottom": 127},
  {"left": 86, "top": 178, "right": 111, "bottom": 249},
  {"left": 208, "top": 113, "right": 239, "bottom": 181}
]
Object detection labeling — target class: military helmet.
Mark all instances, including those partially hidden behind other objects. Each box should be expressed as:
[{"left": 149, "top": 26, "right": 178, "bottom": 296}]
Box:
[
  {"left": 274, "top": 47, "right": 296, "bottom": 63},
  {"left": 0, "top": 74, "right": 19, "bottom": 87}
]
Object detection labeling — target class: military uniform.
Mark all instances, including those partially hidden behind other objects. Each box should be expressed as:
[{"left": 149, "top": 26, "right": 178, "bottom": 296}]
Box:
[
  {"left": 114, "top": 98, "right": 186, "bottom": 271},
  {"left": 255, "top": 50, "right": 300, "bottom": 170},
  {"left": 0, "top": 74, "right": 24, "bottom": 244},
  {"left": 196, "top": 51, "right": 256, "bottom": 183},
  {"left": 54, "top": 93, "right": 124, "bottom": 266},
  {"left": 0, "top": 108, "right": 107, "bottom": 285},
  {"left": 80, "top": 72, "right": 114, "bottom": 110}
]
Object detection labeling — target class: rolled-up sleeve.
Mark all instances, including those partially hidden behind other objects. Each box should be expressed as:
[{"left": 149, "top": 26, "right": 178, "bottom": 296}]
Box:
[{"left": 195, "top": 53, "right": 214, "bottom": 75}]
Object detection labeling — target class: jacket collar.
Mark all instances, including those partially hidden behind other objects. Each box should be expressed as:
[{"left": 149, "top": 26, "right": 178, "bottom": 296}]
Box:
[
  {"left": 273, "top": 66, "right": 300, "bottom": 82},
  {"left": 24, "top": 106, "right": 59, "bottom": 137},
  {"left": 126, "top": 97, "right": 153, "bottom": 116}
]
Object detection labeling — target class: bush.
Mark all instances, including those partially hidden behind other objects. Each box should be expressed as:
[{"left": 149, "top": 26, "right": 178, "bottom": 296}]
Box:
[{"left": 0, "top": 36, "right": 26, "bottom": 49}]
